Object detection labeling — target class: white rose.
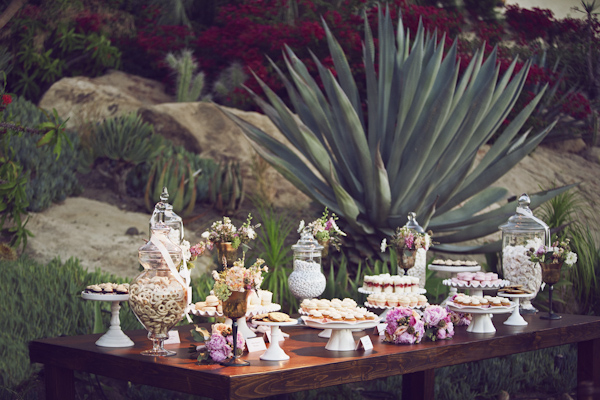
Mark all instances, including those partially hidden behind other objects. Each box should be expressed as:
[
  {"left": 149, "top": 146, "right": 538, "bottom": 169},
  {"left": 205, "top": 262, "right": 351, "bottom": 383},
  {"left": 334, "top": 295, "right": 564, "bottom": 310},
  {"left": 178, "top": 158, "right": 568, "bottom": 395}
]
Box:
[
  {"left": 201, "top": 231, "right": 210, "bottom": 239},
  {"left": 380, "top": 238, "right": 387, "bottom": 253},
  {"left": 565, "top": 252, "right": 578, "bottom": 266}
]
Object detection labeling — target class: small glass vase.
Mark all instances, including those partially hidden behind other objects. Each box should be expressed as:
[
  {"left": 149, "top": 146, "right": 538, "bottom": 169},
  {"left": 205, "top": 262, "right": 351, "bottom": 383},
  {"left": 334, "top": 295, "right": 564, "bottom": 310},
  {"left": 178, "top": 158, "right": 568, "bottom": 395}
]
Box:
[
  {"left": 215, "top": 242, "right": 239, "bottom": 271},
  {"left": 540, "top": 262, "right": 563, "bottom": 320},
  {"left": 221, "top": 290, "right": 250, "bottom": 366}
]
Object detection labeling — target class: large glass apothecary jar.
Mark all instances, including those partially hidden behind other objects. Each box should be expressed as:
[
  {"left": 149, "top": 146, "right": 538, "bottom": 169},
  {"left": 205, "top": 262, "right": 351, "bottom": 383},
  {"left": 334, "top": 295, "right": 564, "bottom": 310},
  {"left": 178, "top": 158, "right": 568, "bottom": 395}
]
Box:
[
  {"left": 288, "top": 227, "right": 325, "bottom": 300},
  {"left": 130, "top": 223, "right": 187, "bottom": 356},
  {"left": 498, "top": 193, "right": 549, "bottom": 313}
]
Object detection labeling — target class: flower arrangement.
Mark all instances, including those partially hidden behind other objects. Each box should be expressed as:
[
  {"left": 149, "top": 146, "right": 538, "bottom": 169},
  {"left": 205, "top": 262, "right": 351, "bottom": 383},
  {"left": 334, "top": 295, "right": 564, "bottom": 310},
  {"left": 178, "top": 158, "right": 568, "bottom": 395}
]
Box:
[
  {"left": 212, "top": 257, "right": 268, "bottom": 302},
  {"left": 527, "top": 239, "right": 578, "bottom": 266},
  {"left": 189, "top": 214, "right": 260, "bottom": 260},
  {"left": 384, "top": 306, "right": 425, "bottom": 345},
  {"left": 423, "top": 305, "right": 455, "bottom": 341},
  {"left": 298, "top": 208, "right": 346, "bottom": 251},
  {"left": 447, "top": 303, "right": 472, "bottom": 327},
  {"left": 381, "top": 226, "right": 432, "bottom": 253},
  {"left": 190, "top": 323, "right": 245, "bottom": 363}
]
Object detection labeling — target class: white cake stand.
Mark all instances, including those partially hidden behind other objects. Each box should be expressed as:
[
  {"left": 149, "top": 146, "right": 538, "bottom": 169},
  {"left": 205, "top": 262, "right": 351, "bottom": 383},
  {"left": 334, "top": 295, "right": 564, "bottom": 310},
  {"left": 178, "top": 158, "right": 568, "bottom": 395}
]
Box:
[
  {"left": 190, "top": 303, "right": 281, "bottom": 339},
  {"left": 253, "top": 319, "right": 298, "bottom": 361},
  {"left": 447, "top": 302, "right": 516, "bottom": 333},
  {"left": 428, "top": 264, "right": 481, "bottom": 306},
  {"left": 442, "top": 279, "right": 510, "bottom": 298},
  {"left": 301, "top": 317, "right": 379, "bottom": 351},
  {"left": 498, "top": 293, "right": 531, "bottom": 326},
  {"left": 81, "top": 292, "right": 134, "bottom": 347},
  {"left": 358, "top": 287, "right": 427, "bottom": 295}
]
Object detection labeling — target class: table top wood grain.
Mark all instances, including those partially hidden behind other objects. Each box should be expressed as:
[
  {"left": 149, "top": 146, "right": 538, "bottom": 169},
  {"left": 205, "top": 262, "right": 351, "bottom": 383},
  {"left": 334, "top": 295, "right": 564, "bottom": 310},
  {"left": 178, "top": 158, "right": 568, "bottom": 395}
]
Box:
[{"left": 29, "top": 313, "right": 600, "bottom": 400}]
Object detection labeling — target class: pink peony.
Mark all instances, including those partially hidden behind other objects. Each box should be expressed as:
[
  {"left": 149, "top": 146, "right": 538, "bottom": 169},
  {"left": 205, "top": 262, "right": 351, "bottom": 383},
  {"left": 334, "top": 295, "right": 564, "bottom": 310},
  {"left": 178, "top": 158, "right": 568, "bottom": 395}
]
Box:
[{"left": 423, "top": 305, "right": 447, "bottom": 327}]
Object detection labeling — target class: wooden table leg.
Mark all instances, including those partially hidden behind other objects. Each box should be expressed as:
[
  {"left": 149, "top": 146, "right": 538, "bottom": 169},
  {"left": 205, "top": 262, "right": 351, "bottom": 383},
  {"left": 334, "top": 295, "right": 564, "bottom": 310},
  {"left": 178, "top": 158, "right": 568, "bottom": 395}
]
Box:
[
  {"left": 45, "top": 364, "right": 75, "bottom": 400},
  {"left": 578, "top": 338, "right": 600, "bottom": 397},
  {"left": 402, "top": 369, "right": 435, "bottom": 400}
]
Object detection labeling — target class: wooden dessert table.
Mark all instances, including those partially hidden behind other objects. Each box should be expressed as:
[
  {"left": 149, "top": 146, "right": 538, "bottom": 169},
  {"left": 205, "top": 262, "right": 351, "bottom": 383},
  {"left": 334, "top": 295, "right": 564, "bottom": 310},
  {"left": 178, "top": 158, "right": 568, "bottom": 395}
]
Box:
[{"left": 29, "top": 313, "right": 600, "bottom": 400}]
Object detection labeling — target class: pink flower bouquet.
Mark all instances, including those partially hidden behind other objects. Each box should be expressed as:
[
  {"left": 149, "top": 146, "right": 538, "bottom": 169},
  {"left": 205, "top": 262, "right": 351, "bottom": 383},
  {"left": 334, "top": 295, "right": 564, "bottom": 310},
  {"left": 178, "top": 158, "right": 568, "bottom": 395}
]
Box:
[
  {"left": 423, "top": 305, "right": 455, "bottom": 341},
  {"left": 384, "top": 306, "right": 425, "bottom": 344},
  {"left": 190, "top": 323, "right": 245, "bottom": 363}
]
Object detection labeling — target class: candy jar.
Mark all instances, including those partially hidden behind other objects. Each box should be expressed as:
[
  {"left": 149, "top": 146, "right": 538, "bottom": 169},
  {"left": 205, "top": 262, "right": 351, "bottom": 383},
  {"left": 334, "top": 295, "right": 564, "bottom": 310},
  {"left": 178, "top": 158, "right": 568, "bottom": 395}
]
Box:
[
  {"left": 288, "top": 227, "right": 325, "bottom": 300},
  {"left": 149, "top": 187, "right": 184, "bottom": 245},
  {"left": 499, "top": 194, "right": 549, "bottom": 313},
  {"left": 403, "top": 212, "right": 428, "bottom": 287},
  {"left": 129, "top": 223, "right": 187, "bottom": 356}
]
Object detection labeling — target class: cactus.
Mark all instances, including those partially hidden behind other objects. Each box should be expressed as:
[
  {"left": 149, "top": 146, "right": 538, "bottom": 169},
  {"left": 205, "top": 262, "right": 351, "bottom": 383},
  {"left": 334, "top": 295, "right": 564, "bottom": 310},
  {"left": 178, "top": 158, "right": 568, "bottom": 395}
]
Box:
[
  {"left": 165, "top": 49, "right": 207, "bottom": 102},
  {"left": 209, "top": 160, "right": 245, "bottom": 214}
]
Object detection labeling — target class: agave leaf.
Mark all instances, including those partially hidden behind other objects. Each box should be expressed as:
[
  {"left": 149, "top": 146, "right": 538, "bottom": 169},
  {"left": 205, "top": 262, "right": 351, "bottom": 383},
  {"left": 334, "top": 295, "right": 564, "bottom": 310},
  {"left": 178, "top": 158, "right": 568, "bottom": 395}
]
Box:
[
  {"left": 430, "top": 183, "right": 579, "bottom": 231},
  {"left": 322, "top": 19, "right": 363, "bottom": 124}
]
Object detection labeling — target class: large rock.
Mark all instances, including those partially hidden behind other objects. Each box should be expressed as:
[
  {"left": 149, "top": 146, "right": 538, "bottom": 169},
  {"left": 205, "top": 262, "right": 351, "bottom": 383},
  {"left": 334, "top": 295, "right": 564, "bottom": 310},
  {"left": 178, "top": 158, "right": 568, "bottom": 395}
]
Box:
[
  {"left": 39, "top": 71, "right": 312, "bottom": 209},
  {"left": 137, "top": 102, "right": 312, "bottom": 208},
  {"left": 38, "top": 70, "right": 173, "bottom": 129}
]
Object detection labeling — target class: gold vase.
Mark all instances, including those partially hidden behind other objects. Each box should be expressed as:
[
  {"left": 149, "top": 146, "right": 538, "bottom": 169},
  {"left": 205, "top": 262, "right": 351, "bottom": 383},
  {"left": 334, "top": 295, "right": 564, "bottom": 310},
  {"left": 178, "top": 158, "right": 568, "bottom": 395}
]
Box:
[
  {"left": 215, "top": 242, "right": 239, "bottom": 270},
  {"left": 222, "top": 290, "right": 250, "bottom": 319},
  {"left": 540, "top": 262, "right": 563, "bottom": 286},
  {"left": 397, "top": 247, "right": 417, "bottom": 273},
  {"left": 318, "top": 239, "right": 330, "bottom": 258},
  {"left": 540, "top": 262, "right": 563, "bottom": 320}
]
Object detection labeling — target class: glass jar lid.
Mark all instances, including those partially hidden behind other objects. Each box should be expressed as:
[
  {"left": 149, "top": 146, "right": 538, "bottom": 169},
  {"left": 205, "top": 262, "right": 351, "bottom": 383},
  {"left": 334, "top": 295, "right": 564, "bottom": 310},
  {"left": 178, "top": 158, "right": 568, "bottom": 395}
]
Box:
[
  {"left": 149, "top": 187, "right": 184, "bottom": 243},
  {"left": 498, "top": 193, "right": 550, "bottom": 234},
  {"left": 292, "top": 227, "right": 324, "bottom": 253},
  {"left": 404, "top": 212, "right": 425, "bottom": 234}
]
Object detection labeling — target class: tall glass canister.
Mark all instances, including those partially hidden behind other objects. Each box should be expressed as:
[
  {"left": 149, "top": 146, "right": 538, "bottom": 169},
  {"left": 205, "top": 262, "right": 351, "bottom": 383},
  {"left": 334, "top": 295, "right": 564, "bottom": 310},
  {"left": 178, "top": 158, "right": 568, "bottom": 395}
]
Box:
[{"left": 499, "top": 194, "right": 549, "bottom": 313}]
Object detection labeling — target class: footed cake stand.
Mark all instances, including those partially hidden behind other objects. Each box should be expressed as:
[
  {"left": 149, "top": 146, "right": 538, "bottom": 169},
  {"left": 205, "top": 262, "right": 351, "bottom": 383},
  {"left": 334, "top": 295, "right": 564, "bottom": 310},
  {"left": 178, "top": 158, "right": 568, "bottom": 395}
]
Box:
[
  {"left": 253, "top": 319, "right": 298, "bottom": 361},
  {"left": 447, "top": 302, "right": 516, "bottom": 333},
  {"left": 81, "top": 292, "right": 134, "bottom": 347},
  {"left": 498, "top": 293, "right": 529, "bottom": 326},
  {"left": 190, "top": 303, "right": 281, "bottom": 339},
  {"left": 428, "top": 264, "right": 480, "bottom": 306},
  {"left": 442, "top": 278, "right": 510, "bottom": 299},
  {"left": 301, "top": 317, "right": 379, "bottom": 351}
]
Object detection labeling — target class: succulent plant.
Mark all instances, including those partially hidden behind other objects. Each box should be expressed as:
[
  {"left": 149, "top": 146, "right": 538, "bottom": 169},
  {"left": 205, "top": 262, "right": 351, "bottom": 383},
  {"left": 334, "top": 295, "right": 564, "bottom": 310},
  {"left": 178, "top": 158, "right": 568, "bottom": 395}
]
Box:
[
  {"left": 90, "top": 112, "right": 164, "bottom": 196},
  {"left": 219, "top": 9, "right": 573, "bottom": 256},
  {"left": 208, "top": 160, "right": 245, "bottom": 214}
]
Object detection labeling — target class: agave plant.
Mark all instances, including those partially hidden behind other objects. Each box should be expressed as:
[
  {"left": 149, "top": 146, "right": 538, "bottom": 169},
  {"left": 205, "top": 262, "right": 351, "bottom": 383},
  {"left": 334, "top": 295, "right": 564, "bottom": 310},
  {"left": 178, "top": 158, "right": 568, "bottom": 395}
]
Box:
[{"left": 219, "top": 9, "right": 573, "bottom": 256}]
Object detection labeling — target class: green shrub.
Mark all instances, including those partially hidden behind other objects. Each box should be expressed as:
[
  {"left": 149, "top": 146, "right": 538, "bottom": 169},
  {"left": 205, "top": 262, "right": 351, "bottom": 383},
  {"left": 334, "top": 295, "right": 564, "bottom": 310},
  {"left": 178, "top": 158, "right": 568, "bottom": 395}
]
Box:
[
  {"left": 2, "top": 96, "right": 82, "bottom": 212},
  {"left": 141, "top": 144, "right": 218, "bottom": 215},
  {"left": 90, "top": 112, "right": 164, "bottom": 196},
  {"left": 0, "top": 256, "right": 137, "bottom": 389}
]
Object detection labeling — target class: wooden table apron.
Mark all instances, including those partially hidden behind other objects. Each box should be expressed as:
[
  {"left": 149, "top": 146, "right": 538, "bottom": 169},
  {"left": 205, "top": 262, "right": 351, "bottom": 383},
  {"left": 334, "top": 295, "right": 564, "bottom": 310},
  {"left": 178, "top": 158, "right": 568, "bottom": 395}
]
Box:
[{"left": 29, "top": 314, "right": 600, "bottom": 400}]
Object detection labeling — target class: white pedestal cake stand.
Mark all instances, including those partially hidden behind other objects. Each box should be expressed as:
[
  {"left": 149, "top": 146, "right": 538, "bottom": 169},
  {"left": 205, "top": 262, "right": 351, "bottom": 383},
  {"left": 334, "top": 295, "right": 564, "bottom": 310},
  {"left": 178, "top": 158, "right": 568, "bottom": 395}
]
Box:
[
  {"left": 253, "top": 319, "right": 298, "bottom": 361},
  {"left": 190, "top": 303, "right": 281, "bottom": 339},
  {"left": 428, "top": 264, "right": 481, "bottom": 306},
  {"left": 498, "top": 292, "right": 530, "bottom": 326},
  {"left": 358, "top": 287, "right": 426, "bottom": 320},
  {"left": 81, "top": 292, "right": 134, "bottom": 347},
  {"left": 447, "top": 302, "right": 516, "bottom": 333},
  {"left": 301, "top": 317, "right": 379, "bottom": 351}
]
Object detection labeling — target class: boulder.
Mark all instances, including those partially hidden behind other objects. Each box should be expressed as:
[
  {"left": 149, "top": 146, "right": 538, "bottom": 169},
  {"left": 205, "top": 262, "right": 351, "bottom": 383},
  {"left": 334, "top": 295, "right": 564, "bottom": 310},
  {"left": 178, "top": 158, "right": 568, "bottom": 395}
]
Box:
[
  {"left": 38, "top": 70, "right": 173, "bottom": 129},
  {"left": 39, "top": 71, "right": 312, "bottom": 209},
  {"left": 137, "top": 102, "right": 312, "bottom": 208}
]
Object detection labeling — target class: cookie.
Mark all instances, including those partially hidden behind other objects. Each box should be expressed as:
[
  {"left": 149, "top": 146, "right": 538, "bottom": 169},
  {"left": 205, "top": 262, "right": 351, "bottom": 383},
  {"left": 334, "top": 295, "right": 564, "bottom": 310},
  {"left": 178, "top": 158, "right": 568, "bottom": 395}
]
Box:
[{"left": 267, "top": 312, "right": 292, "bottom": 322}]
